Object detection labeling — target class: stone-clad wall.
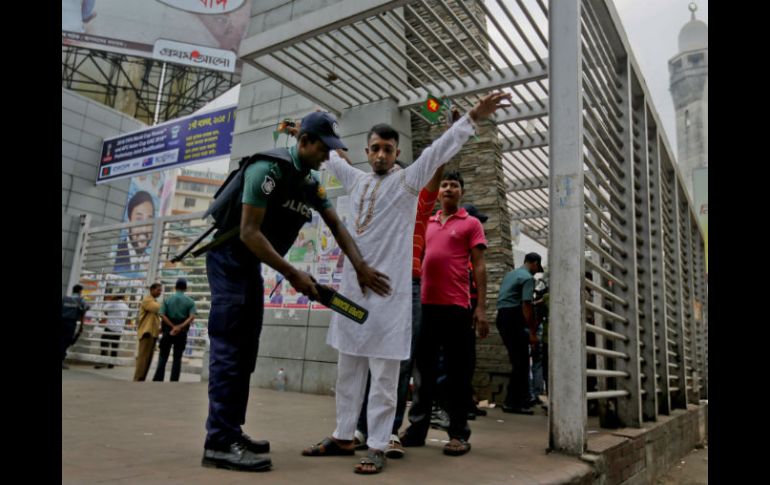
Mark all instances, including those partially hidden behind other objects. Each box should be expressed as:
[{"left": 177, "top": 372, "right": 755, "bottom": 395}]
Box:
[{"left": 405, "top": 1, "right": 514, "bottom": 401}]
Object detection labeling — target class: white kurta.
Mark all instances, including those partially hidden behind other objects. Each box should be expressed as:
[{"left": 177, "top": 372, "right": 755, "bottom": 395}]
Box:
[{"left": 325, "top": 114, "right": 477, "bottom": 360}]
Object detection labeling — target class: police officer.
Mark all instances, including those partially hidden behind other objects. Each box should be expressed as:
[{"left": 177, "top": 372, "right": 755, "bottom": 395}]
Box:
[
  {"left": 153, "top": 278, "right": 196, "bottom": 382},
  {"left": 61, "top": 284, "right": 89, "bottom": 369},
  {"left": 201, "top": 111, "right": 391, "bottom": 472}
]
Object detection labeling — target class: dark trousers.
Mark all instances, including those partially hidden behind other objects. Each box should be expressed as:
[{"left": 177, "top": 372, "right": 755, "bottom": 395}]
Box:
[
  {"left": 357, "top": 278, "right": 422, "bottom": 436},
  {"left": 153, "top": 326, "right": 188, "bottom": 382},
  {"left": 62, "top": 319, "right": 77, "bottom": 361},
  {"left": 100, "top": 328, "right": 121, "bottom": 359},
  {"left": 496, "top": 306, "right": 530, "bottom": 408},
  {"left": 543, "top": 342, "right": 549, "bottom": 391},
  {"left": 405, "top": 304, "right": 474, "bottom": 442},
  {"left": 204, "top": 242, "right": 263, "bottom": 450}
]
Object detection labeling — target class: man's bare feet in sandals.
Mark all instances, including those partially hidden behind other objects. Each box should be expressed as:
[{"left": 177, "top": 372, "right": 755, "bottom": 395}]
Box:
[
  {"left": 354, "top": 449, "right": 386, "bottom": 474},
  {"left": 302, "top": 437, "right": 355, "bottom": 456}
]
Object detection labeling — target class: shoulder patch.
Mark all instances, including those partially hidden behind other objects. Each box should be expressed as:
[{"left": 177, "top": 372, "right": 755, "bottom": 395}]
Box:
[{"left": 261, "top": 175, "right": 276, "bottom": 195}]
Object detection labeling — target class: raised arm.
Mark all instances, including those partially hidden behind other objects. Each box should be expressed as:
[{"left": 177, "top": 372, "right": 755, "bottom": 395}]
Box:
[{"left": 405, "top": 91, "right": 511, "bottom": 190}]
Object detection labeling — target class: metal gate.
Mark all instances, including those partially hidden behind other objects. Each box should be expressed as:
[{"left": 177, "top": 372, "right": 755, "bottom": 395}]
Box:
[{"left": 66, "top": 213, "right": 213, "bottom": 375}]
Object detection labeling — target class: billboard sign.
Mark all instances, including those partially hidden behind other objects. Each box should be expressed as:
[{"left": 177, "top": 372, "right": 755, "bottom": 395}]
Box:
[
  {"left": 97, "top": 105, "right": 235, "bottom": 184},
  {"left": 62, "top": 0, "right": 251, "bottom": 73}
]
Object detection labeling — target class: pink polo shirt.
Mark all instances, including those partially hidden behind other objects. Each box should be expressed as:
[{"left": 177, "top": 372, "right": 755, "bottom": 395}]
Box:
[{"left": 421, "top": 207, "right": 487, "bottom": 307}]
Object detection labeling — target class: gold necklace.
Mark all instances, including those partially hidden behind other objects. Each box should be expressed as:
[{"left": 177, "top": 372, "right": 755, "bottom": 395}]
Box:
[{"left": 355, "top": 176, "right": 384, "bottom": 235}]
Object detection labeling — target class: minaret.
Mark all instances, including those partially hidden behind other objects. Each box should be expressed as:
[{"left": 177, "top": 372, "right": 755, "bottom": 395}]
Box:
[{"left": 668, "top": 2, "right": 708, "bottom": 197}]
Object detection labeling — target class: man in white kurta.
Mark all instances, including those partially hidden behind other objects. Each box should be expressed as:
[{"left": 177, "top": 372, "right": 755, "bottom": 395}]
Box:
[{"left": 303, "top": 93, "right": 510, "bottom": 471}]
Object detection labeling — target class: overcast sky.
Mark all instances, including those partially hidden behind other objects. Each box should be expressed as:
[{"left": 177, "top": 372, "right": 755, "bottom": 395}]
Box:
[{"left": 613, "top": 0, "right": 708, "bottom": 153}]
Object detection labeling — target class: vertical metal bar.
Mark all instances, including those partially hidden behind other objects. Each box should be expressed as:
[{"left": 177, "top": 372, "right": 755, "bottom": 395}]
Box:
[
  {"left": 145, "top": 219, "right": 165, "bottom": 288},
  {"left": 635, "top": 103, "right": 658, "bottom": 421},
  {"left": 669, "top": 176, "right": 689, "bottom": 409},
  {"left": 696, "top": 229, "right": 708, "bottom": 399},
  {"left": 67, "top": 214, "right": 92, "bottom": 293},
  {"left": 648, "top": 131, "right": 671, "bottom": 415},
  {"left": 613, "top": 60, "right": 642, "bottom": 428},
  {"left": 153, "top": 62, "right": 167, "bottom": 125},
  {"left": 548, "top": 0, "right": 586, "bottom": 455},
  {"left": 684, "top": 209, "right": 700, "bottom": 402},
  {"left": 585, "top": 210, "right": 608, "bottom": 425}
]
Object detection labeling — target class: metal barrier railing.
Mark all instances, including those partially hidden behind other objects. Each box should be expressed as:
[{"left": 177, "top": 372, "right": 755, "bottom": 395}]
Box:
[
  {"left": 549, "top": 0, "right": 707, "bottom": 454},
  {"left": 67, "top": 213, "right": 213, "bottom": 374}
]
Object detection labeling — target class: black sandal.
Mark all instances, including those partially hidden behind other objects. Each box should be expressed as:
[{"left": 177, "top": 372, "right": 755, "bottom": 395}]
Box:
[
  {"left": 354, "top": 449, "right": 386, "bottom": 474},
  {"left": 301, "top": 437, "right": 355, "bottom": 456}
]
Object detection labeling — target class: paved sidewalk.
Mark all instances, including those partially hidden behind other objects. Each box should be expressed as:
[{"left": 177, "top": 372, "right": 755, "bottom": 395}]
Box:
[{"left": 62, "top": 365, "right": 592, "bottom": 484}]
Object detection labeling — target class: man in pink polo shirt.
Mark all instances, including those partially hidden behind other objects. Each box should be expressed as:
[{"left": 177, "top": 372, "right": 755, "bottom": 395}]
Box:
[{"left": 400, "top": 170, "right": 488, "bottom": 457}]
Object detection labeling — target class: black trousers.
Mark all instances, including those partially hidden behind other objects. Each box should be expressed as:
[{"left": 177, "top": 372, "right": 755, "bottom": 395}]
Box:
[
  {"left": 496, "top": 306, "right": 530, "bottom": 408},
  {"left": 406, "top": 304, "right": 474, "bottom": 441},
  {"left": 62, "top": 319, "right": 77, "bottom": 361},
  {"left": 153, "top": 324, "right": 188, "bottom": 382},
  {"left": 100, "top": 328, "right": 121, "bottom": 359},
  {"left": 204, "top": 242, "right": 263, "bottom": 449}
]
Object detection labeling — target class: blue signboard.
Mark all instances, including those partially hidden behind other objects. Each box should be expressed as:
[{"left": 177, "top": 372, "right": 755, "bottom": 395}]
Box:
[{"left": 96, "top": 105, "right": 236, "bottom": 184}]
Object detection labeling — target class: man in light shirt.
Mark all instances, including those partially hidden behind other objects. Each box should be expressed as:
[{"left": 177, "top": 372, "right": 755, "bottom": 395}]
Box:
[
  {"left": 95, "top": 294, "right": 130, "bottom": 369},
  {"left": 300, "top": 92, "right": 511, "bottom": 474}
]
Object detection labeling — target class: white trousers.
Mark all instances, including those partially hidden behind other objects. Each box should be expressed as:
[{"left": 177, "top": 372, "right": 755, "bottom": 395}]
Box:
[{"left": 332, "top": 352, "right": 400, "bottom": 451}]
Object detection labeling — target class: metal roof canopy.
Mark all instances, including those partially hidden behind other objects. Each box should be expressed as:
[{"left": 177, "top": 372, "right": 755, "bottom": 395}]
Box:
[{"left": 238, "top": 0, "right": 553, "bottom": 245}]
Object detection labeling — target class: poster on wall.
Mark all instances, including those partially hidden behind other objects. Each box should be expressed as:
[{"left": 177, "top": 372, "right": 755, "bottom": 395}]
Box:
[
  {"left": 261, "top": 194, "right": 350, "bottom": 312},
  {"left": 311, "top": 196, "right": 348, "bottom": 310},
  {"left": 111, "top": 171, "right": 175, "bottom": 278}
]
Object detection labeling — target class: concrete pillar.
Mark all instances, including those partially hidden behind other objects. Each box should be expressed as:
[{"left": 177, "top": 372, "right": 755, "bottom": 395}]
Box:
[{"left": 548, "top": 0, "right": 587, "bottom": 455}]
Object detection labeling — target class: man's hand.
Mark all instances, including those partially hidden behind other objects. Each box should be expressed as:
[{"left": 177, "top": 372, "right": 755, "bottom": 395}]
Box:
[
  {"left": 335, "top": 148, "right": 353, "bottom": 165},
  {"left": 468, "top": 91, "right": 512, "bottom": 122},
  {"left": 287, "top": 108, "right": 322, "bottom": 137},
  {"left": 170, "top": 326, "right": 180, "bottom": 336},
  {"left": 354, "top": 264, "right": 391, "bottom": 297},
  {"left": 287, "top": 270, "right": 321, "bottom": 301},
  {"left": 473, "top": 307, "right": 489, "bottom": 338},
  {"left": 286, "top": 121, "right": 300, "bottom": 138}
]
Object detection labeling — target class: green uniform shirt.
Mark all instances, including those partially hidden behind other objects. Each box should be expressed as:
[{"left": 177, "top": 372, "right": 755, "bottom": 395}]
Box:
[
  {"left": 243, "top": 145, "right": 331, "bottom": 209},
  {"left": 241, "top": 145, "right": 332, "bottom": 256},
  {"left": 496, "top": 267, "right": 535, "bottom": 309},
  {"left": 160, "top": 291, "right": 196, "bottom": 321}
]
